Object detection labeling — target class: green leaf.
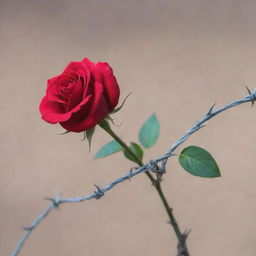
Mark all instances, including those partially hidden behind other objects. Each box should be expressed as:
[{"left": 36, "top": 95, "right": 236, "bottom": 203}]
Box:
[
  {"left": 139, "top": 113, "right": 160, "bottom": 148},
  {"left": 111, "top": 92, "right": 132, "bottom": 114},
  {"left": 178, "top": 146, "right": 221, "bottom": 178},
  {"left": 94, "top": 140, "right": 123, "bottom": 159},
  {"left": 124, "top": 142, "right": 144, "bottom": 163}
]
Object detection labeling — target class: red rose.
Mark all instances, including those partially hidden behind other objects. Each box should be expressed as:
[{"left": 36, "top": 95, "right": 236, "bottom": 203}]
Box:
[{"left": 39, "top": 58, "right": 120, "bottom": 132}]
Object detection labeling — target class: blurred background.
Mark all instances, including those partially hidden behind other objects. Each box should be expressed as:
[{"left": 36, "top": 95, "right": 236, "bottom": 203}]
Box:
[{"left": 1, "top": 0, "right": 256, "bottom": 255}]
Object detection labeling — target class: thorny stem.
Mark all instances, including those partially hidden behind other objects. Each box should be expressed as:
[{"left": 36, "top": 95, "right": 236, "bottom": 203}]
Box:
[{"left": 99, "top": 121, "right": 190, "bottom": 256}]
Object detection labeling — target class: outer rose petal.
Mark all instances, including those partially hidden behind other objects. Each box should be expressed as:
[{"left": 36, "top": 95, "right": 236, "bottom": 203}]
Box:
[
  {"left": 82, "top": 58, "right": 101, "bottom": 83},
  {"left": 82, "top": 58, "right": 120, "bottom": 110},
  {"left": 60, "top": 82, "right": 109, "bottom": 132},
  {"left": 63, "top": 61, "right": 86, "bottom": 73},
  {"left": 96, "top": 62, "right": 120, "bottom": 110},
  {"left": 40, "top": 95, "right": 92, "bottom": 124},
  {"left": 39, "top": 96, "right": 71, "bottom": 123}
]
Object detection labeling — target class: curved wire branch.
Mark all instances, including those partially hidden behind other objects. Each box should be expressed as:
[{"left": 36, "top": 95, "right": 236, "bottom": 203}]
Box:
[{"left": 12, "top": 88, "right": 256, "bottom": 256}]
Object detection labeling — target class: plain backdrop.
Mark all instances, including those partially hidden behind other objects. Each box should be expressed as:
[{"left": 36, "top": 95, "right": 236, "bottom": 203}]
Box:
[{"left": 1, "top": 0, "right": 256, "bottom": 255}]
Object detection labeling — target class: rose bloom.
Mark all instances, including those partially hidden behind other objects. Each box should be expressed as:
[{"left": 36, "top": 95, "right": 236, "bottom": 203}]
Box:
[{"left": 39, "top": 58, "right": 120, "bottom": 132}]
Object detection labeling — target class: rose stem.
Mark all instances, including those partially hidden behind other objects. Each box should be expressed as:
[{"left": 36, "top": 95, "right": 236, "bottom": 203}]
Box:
[{"left": 99, "top": 121, "right": 190, "bottom": 256}]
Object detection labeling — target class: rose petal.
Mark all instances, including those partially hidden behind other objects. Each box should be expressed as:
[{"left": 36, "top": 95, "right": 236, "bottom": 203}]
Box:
[
  {"left": 82, "top": 58, "right": 101, "bottom": 81},
  {"left": 82, "top": 59, "right": 120, "bottom": 110},
  {"left": 39, "top": 96, "right": 71, "bottom": 123},
  {"left": 66, "top": 76, "right": 84, "bottom": 111},
  {"left": 83, "top": 68, "right": 93, "bottom": 98},
  {"left": 40, "top": 95, "right": 92, "bottom": 124},
  {"left": 63, "top": 61, "right": 92, "bottom": 100},
  {"left": 96, "top": 62, "right": 120, "bottom": 110},
  {"left": 46, "top": 76, "right": 67, "bottom": 104},
  {"left": 60, "top": 82, "right": 109, "bottom": 132},
  {"left": 47, "top": 76, "right": 60, "bottom": 88},
  {"left": 64, "top": 61, "right": 86, "bottom": 73},
  {"left": 68, "top": 68, "right": 92, "bottom": 98}
]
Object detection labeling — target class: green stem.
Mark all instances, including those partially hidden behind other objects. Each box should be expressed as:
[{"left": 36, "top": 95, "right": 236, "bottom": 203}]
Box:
[{"left": 99, "top": 120, "right": 190, "bottom": 256}]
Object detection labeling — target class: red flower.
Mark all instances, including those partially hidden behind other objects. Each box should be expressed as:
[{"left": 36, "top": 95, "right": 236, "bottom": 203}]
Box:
[{"left": 39, "top": 58, "right": 120, "bottom": 132}]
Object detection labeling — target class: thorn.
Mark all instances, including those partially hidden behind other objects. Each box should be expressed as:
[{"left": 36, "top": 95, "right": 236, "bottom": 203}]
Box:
[
  {"left": 165, "top": 153, "right": 177, "bottom": 159},
  {"left": 246, "top": 86, "right": 255, "bottom": 106},
  {"left": 183, "top": 229, "right": 192, "bottom": 237},
  {"left": 194, "top": 124, "right": 205, "bottom": 131},
  {"left": 23, "top": 226, "right": 33, "bottom": 231},
  {"left": 181, "top": 229, "right": 192, "bottom": 241},
  {"left": 156, "top": 173, "right": 163, "bottom": 183},
  {"left": 128, "top": 167, "right": 139, "bottom": 181},
  {"left": 207, "top": 103, "right": 216, "bottom": 115},
  {"left": 246, "top": 85, "right": 251, "bottom": 94},
  {"left": 94, "top": 185, "right": 104, "bottom": 199},
  {"left": 44, "top": 197, "right": 53, "bottom": 201},
  {"left": 128, "top": 168, "right": 134, "bottom": 181},
  {"left": 45, "top": 197, "right": 59, "bottom": 208}
]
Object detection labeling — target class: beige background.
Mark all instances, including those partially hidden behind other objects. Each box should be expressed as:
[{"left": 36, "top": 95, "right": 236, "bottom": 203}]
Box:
[{"left": 1, "top": 0, "right": 256, "bottom": 255}]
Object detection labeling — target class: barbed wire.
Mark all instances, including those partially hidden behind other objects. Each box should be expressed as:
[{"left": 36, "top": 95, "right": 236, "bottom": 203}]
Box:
[{"left": 12, "top": 88, "right": 256, "bottom": 256}]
